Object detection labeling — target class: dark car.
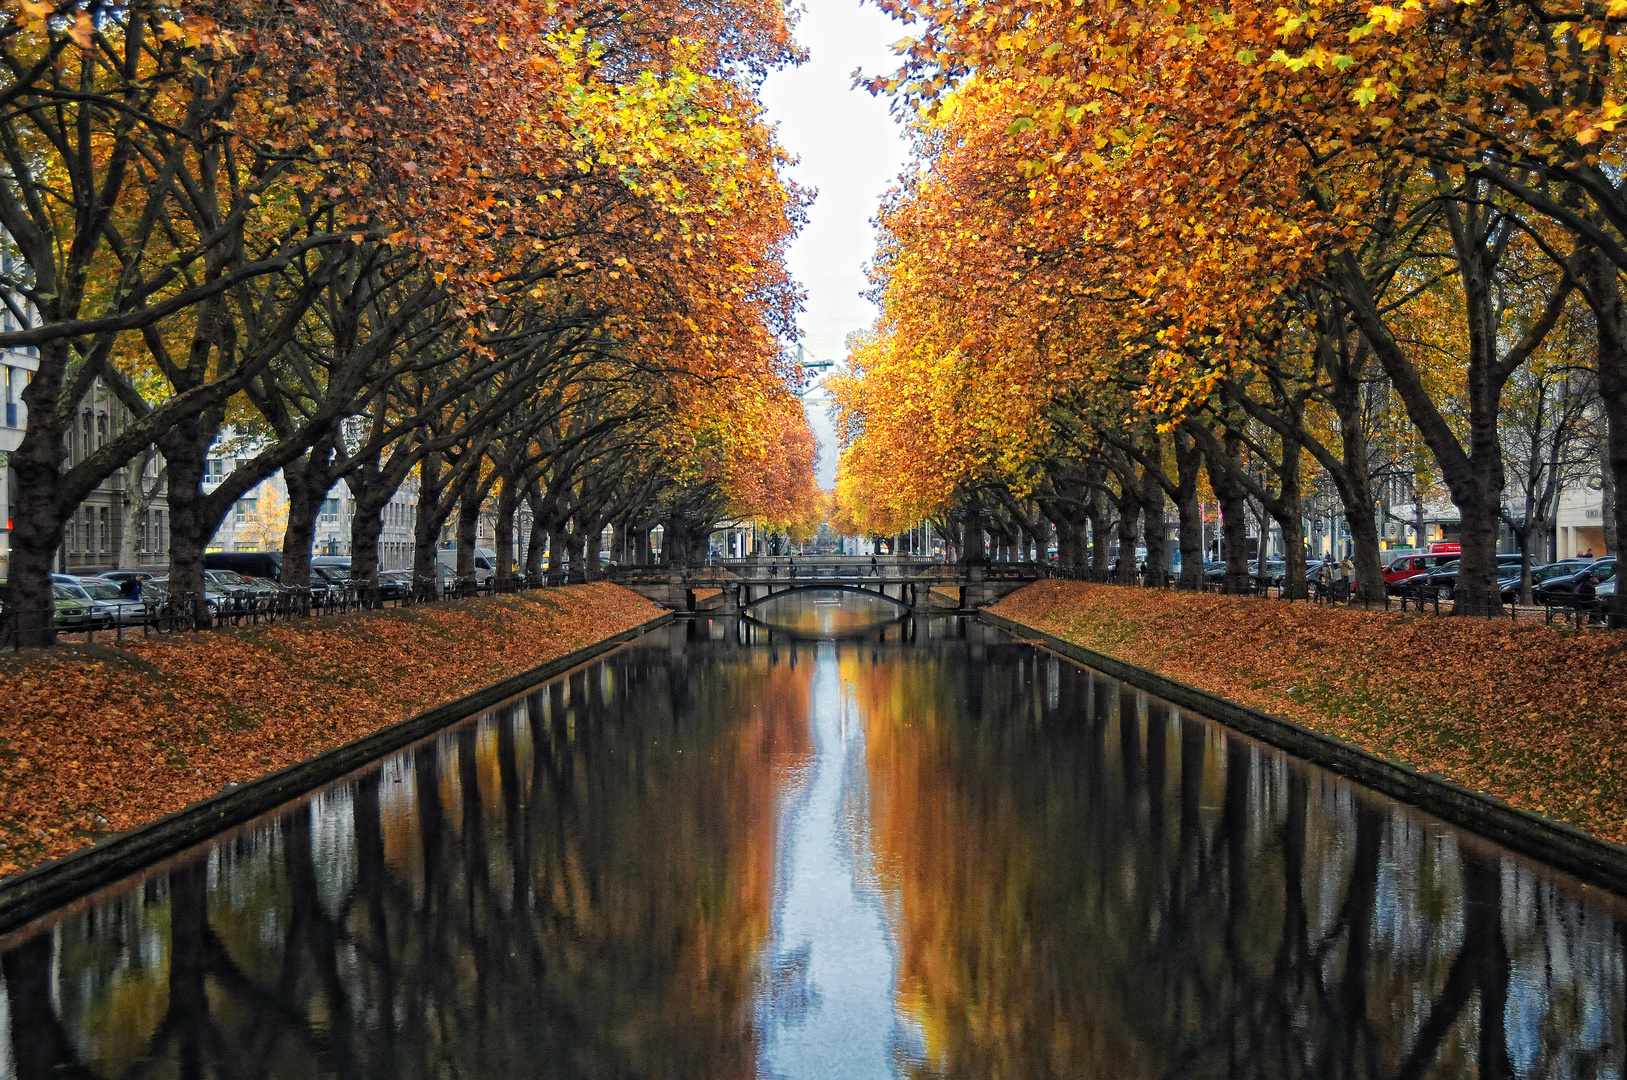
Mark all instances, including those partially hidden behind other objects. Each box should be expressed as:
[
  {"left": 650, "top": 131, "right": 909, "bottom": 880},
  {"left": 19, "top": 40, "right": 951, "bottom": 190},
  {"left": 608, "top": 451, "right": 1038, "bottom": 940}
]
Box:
[
  {"left": 1534, "top": 557, "right": 1618, "bottom": 605},
  {"left": 1395, "top": 557, "right": 1522, "bottom": 602}
]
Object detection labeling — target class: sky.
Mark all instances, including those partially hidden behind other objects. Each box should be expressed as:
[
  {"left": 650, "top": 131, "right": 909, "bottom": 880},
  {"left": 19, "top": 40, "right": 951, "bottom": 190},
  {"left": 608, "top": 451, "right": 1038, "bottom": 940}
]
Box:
[{"left": 761, "top": 0, "right": 912, "bottom": 486}]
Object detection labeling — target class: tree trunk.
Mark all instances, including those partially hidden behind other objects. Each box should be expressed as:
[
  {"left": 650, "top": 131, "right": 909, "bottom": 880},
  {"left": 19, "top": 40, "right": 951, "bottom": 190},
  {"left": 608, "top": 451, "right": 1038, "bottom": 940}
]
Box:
[
  {"left": 157, "top": 413, "right": 223, "bottom": 625},
  {"left": 350, "top": 498, "right": 386, "bottom": 597},
  {"left": 412, "top": 452, "right": 450, "bottom": 596},
  {"left": 548, "top": 527, "right": 570, "bottom": 575},
  {"left": 1173, "top": 431, "right": 1204, "bottom": 590},
  {"left": 1087, "top": 490, "right": 1112, "bottom": 578},
  {"left": 2, "top": 341, "right": 72, "bottom": 645},
  {"left": 1276, "top": 439, "right": 1309, "bottom": 600},
  {"left": 455, "top": 473, "right": 482, "bottom": 582},
  {"left": 1113, "top": 482, "right": 1140, "bottom": 586},
  {"left": 1583, "top": 246, "right": 1627, "bottom": 626},
  {"left": 1139, "top": 445, "right": 1168, "bottom": 580},
  {"left": 494, "top": 482, "right": 522, "bottom": 583},
  {"left": 280, "top": 449, "right": 334, "bottom": 590},
  {"left": 1208, "top": 432, "right": 1250, "bottom": 593}
]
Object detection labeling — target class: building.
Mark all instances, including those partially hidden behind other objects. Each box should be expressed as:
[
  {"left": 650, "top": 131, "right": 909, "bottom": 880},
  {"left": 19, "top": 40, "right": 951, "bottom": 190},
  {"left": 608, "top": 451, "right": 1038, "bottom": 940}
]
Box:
[
  {"left": 203, "top": 453, "right": 418, "bottom": 569},
  {"left": 1555, "top": 475, "right": 1610, "bottom": 559},
  {"left": 1, "top": 371, "right": 172, "bottom": 579}
]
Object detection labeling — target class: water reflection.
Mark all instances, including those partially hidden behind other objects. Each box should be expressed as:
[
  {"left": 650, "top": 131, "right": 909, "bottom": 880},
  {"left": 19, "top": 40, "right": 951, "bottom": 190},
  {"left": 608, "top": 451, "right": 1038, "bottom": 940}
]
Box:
[
  {"left": 1, "top": 595, "right": 1623, "bottom": 1079},
  {"left": 756, "top": 638, "right": 905, "bottom": 1078}
]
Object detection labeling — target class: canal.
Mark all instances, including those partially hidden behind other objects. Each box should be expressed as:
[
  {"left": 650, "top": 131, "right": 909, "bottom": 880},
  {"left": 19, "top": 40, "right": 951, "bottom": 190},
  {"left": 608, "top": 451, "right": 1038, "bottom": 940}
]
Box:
[{"left": 1, "top": 591, "right": 1622, "bottom": 1078}]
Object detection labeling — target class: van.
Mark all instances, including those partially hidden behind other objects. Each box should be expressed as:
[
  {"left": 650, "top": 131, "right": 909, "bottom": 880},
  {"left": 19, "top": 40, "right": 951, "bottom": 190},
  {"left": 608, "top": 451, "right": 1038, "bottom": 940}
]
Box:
[
  {"left": 435, "top": 546, "right": 496, "bottom": 585},
  {"left": 204, "top": 551, "right": 283, "bottom": 582}
]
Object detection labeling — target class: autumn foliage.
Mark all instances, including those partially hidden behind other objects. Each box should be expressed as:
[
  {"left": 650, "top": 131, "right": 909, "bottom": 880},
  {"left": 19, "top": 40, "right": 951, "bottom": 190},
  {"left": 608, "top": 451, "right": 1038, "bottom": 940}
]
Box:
[
  {"left": 0, "top": 584, "right": 663, "bottom": 874},
  {"left": 835, "top": 0, "right": 1626, "bottom": 615},
  {"left": 0, "top": 0, "right": 821, "bottom": 639}
]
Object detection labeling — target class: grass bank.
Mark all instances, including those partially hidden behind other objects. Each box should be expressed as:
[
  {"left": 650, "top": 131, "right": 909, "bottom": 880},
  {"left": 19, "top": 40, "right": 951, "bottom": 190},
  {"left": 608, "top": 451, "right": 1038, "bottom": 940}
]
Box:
[
  {"left": 991, "top": 581, "right": 1627, "bottom": 845},
  {"left": 0, "top": 583, "right": 663, "bottom": 874}
]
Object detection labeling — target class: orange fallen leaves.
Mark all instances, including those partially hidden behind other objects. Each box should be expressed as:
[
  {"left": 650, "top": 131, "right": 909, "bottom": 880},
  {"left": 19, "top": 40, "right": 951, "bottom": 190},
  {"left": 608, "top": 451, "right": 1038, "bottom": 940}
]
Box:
[
  {"left": 0, "top": 585, "right": 662, "bottom": 875},
  {"left": 994, "top": 582, "right": 1627, "bottom": 846}
]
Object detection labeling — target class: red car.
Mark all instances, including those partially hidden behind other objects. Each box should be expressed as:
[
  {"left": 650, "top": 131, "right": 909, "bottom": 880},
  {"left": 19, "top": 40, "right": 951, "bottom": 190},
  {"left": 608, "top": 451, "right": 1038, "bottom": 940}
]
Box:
[{"left": 1382, "top": 552, "right": 1460, "bottom": 592}]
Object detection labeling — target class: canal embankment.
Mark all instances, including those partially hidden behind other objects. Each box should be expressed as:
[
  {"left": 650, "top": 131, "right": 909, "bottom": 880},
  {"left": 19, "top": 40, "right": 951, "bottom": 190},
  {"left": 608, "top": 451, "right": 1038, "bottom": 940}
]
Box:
[
  {"left": 990, "top": 581, "right": 1627, "bottom": 856},
  {"left": 0, "top": 583, "right": 666, "bottom": 877}
]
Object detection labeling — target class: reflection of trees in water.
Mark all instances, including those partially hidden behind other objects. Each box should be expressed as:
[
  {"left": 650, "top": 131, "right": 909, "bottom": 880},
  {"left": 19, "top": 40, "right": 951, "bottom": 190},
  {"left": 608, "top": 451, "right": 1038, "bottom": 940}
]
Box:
[
  {"left": 4, "top": 634, "right": 814, "bottom": 1080},
  {"left": 5, "top": 619, "right": 1624, "bottom": 1080},
  {"left": 857, "top": 629, "right": 1627, "bottom": 1080}
]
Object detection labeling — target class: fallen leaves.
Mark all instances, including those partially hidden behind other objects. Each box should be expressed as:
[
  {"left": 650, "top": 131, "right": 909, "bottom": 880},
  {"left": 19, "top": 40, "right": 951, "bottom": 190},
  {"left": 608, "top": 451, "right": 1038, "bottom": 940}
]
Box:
[
  {"left": 0, "top": 585, "right": 662, "bottom": 875},
  {"left": 993, "top": 582, "right": 1627, "bottom": 845}
]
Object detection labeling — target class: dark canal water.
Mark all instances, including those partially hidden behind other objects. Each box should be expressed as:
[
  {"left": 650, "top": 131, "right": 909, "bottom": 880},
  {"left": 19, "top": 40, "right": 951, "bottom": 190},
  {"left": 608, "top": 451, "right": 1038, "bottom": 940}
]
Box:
[{"left": 2, "top": 592, "right": 1624, "bottom": 1079}]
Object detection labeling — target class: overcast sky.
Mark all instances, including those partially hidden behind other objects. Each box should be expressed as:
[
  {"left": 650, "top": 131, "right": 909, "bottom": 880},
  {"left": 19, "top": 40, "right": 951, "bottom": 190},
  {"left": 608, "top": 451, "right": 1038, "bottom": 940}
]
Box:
[{"left": 761, "top": 0, "right": 911, "bottom": 486}]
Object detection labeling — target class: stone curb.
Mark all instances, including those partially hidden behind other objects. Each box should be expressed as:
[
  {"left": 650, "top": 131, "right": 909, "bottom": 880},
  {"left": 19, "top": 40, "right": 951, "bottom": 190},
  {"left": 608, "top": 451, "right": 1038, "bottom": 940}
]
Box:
[
  {"left": 0, "top": 609, "right": 676, "bottom": 936},
  {"left": 979, "top": 609, "right": 1627, "bottom": 897}
]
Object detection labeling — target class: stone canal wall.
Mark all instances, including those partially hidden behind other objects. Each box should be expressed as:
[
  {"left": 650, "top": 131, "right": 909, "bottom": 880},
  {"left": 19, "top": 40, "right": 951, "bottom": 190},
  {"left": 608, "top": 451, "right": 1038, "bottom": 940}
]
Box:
[
  {"left": 989, "top": 581, "right": 1627, "bottom": 859},
  {"left": 0, "top": 584, "right": 665, "bottom": 876}
]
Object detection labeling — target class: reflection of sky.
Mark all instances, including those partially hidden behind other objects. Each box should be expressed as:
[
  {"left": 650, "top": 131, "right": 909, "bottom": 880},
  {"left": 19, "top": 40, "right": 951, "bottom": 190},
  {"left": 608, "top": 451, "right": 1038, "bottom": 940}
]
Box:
[{"left": 757, "top": 641, "right": 911, "bottom": 1079}]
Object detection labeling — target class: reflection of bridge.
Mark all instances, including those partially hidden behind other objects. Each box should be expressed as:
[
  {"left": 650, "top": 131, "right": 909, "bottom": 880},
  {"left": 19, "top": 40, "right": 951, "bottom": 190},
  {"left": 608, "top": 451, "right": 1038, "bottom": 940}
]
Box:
[{"left": 604, "top": 558, "right": 1046, "bottom": 613}]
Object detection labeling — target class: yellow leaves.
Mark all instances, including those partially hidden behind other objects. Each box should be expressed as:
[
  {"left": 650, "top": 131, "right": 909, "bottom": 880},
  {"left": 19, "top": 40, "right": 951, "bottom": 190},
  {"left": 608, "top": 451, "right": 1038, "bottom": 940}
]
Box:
[{"left": 12, "top": 0, "right": 53, "bottom": 32}]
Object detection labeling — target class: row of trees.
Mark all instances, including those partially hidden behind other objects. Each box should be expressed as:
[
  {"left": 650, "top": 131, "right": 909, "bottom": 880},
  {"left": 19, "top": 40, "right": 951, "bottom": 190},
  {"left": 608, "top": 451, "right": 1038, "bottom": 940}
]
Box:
[
  {"left": 833, "top": 0, "right": 1624, "bottom": 620},
  {"left": 0, "top": 0, "right": 822, "bottom": 645}
]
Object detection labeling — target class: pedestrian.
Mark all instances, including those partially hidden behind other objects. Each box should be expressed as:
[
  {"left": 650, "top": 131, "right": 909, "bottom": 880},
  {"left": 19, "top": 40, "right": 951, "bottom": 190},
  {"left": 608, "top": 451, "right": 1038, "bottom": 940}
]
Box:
[
  {"left": 1576, "top": 569, "right": 1598, "bottom": 621},
  {"left": 1583, "top": 547, "right": 1595, "bottom": 558},
  {"left": 869, "top": 554, "right": 879, "bottom": 577},
  {"left": 769, "top": 560, "right": 778, "bottom": 578},
  {"left": 1316, "top": 559, "right": 1334, "bottom": 599},
  {"left": 1338, "top": 555, "right": 1354, "bottom": 581}
]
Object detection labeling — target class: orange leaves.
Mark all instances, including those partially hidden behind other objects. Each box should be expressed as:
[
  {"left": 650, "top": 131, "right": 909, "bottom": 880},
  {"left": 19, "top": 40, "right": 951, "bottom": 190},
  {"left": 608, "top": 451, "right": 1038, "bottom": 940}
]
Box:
[{"left": 0, "top": 586, "right": 662, "bottom": 875}]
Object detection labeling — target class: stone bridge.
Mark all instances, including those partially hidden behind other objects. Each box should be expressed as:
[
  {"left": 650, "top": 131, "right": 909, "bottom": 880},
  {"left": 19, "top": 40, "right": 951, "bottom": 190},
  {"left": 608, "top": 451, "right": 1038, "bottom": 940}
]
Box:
[{"left": 603, "top": 558, "right": 1046, "bottom": 613}]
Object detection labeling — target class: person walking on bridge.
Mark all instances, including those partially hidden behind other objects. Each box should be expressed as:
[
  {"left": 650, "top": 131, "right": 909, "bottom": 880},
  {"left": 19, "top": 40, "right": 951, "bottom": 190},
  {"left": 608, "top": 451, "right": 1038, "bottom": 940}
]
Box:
[{"left": 870, "top": 555, "right": 879, "bottom": 577}]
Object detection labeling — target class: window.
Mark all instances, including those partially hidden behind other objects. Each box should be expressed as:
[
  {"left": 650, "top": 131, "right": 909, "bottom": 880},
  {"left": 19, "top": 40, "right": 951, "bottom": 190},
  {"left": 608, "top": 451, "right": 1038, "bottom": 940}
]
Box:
[
  {"left": 205, "top": 459, "right": 224, "bottom": 483},
  {"left": 235, "top": 542, "right": 259, "bottom": 552},
  {"left": 236, "top": 498, "right": 257, "bottom": 521},
  {"left": 99, "top": 506, "right": 109, "bottom": 552},
  {"left": 81, "top": 411, "right": 92, "bottom": 460},
  {"left": 320, "top": 497, "right": 339, "bottom": 521}
]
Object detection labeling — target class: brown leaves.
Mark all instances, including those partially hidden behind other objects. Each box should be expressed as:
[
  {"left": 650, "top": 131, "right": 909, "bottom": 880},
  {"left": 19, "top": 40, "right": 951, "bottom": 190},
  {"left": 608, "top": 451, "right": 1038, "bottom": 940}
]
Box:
[
  {"left": 994, "top": 581, "right": 1627, "bottom": 844},
  {"left": 0, "top": 585, "right": 662, "bottom": 875}
]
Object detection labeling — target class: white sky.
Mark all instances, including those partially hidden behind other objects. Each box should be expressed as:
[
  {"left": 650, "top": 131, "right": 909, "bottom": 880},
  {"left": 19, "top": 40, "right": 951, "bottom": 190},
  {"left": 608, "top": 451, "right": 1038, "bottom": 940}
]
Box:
[{"left": 762, "top": 0, "right": 911, "bottom": 486}]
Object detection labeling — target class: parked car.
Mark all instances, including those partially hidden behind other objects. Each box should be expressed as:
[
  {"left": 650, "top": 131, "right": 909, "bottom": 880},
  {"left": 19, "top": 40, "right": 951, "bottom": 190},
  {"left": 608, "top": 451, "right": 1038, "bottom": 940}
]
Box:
[
  {"left": 47, "top": 576, "right": 123, "bottom": 629},
  {"left": 1535, "top": 557, "right": 1618, "bottom": 605},
  {"left": 205, "top": 569, "right": 283, "bottom": 599},
  {"left": 204, "top": 551, "right": 284, "bottom": 583},
  {"left": 140, "top": 577, "right": 227, "bottom": 616},
  {"left": 76, "top": 577, "right": 152, "bottom": 626},
  {"left": 1243, "top": 559, "right": 1282, "bottom": 585},
  {"left": 1392, "top": 558, "right": 1523, "bottom": 602},
  {"left": 50, "top": 583, "right": 95, "bottom": 629},
  {"left": 1381, "top": 552, "right": 1459, "bottom": 592}
]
